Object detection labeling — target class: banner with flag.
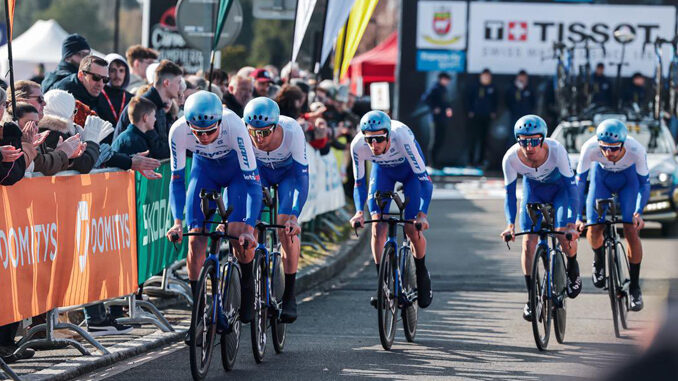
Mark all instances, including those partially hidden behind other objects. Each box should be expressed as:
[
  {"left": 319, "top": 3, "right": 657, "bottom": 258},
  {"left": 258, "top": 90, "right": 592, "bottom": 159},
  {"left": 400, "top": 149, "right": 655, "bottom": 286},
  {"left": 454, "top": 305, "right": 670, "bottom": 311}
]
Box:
[
  {"left": 334, "top": 0, "right": 380, "bottom": 80},
  {"left": 292, "top": 0, "right": 318, "bottom": 63},
  {"left": 320, "top": 0, "right": 355, "bottom": 68},
  {"left": 212, "top": 0, "right": 233, "bottom": 50}
]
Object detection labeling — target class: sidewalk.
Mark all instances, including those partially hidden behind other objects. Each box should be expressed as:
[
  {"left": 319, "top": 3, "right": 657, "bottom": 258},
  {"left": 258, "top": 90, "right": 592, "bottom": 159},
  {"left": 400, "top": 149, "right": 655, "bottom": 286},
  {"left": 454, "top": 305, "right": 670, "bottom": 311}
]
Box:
[{"left": 3, "top": 231, "right": 369, "bottom": 381}]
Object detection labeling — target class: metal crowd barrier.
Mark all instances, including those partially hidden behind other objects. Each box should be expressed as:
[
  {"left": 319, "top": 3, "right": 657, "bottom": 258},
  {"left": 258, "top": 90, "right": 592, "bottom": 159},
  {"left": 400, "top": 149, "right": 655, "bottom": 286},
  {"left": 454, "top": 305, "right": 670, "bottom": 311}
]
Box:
[{"left": 0, "top": 357, "right": 21, "bottom": 381}]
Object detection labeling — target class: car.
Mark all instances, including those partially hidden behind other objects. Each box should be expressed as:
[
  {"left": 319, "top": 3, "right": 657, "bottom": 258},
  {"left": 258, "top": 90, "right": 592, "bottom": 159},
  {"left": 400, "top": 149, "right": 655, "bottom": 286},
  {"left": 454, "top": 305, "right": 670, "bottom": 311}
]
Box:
[{"left": 551, "top": 114, "right": 678, "bottom": 236}]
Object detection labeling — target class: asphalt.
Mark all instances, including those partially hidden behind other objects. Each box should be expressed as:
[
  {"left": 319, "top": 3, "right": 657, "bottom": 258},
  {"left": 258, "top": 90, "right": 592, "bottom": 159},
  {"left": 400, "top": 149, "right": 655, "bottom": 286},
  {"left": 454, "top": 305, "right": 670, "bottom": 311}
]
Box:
[{"left": 71, "top": 198, "right": 678, "bottom": 381}]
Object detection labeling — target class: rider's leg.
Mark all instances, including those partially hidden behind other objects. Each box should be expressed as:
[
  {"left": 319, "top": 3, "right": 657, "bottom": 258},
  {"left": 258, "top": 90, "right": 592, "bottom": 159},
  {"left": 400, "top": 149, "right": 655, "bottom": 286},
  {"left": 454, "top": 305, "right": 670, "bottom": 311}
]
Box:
[
  {"left": 367, "top": 164, "right": 394, "bottom": 271},
  {"left": 371, "top": 216, "right": 388, "bottom": 267},
  {"left": 278, "top": 213, "right": 301, "bottom": 323},
  {"left": 587, "top": 164, "right": 613, "bottom": 287},
  {"left": 187, "top": 233, "right": 208, "bottom": 281},
  {"left": 618, "top": 169, "right": 643, "bottom": 287},
  {"left": 228, "top": 221, "right": 256, "bottom": 323}
]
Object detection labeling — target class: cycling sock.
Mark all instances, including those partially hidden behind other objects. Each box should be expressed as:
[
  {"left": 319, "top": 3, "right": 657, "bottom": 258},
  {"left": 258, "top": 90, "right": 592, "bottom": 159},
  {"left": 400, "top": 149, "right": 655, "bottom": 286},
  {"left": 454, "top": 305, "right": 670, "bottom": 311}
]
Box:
[
  {"left": 593, "top": 246, "right": 604, "bottom": 267},
  {"left": 630, "top": 262, "right": 641, "bottom": 290},
  {"left": 283, "top": 273, "right": 296, "bottom": 300},
  {"left": 414, "top": 256, "right": 427, "bottom": 273},
  {"left": 567, "top": 254, "right": 580, "bottom": 280},
  {"left": 375, "top": 263, "right": 380, "bottom": 275},
  {"left": 524, "top": 275, "right": 531, "bottom": 293},
  {"left": 189, "top": 280, "right": 198, "bottom": 299},
  {"left": 240, "top": 260, "right": 253, "bottom": 284}
]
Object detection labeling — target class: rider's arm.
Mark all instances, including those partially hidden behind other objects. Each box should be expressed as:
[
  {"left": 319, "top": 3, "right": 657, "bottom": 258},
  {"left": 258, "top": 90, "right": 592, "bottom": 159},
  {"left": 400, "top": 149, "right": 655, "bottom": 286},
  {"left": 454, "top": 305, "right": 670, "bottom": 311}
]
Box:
[
  {"left": 400, "top": 130, "right": 433, "bottom": 214},
  {"left": 634, "top": 149, "right": 650, "bottom": 214},
  {"left": 502, "top": 151, "right": 518, "bottom": 225},
  {"left": 575, "top": 140, "right": 595, "bottom": 221},
  {"left": 168, "top": 120, "right": 187, "bottom": 221},
  {"left": 575, "top": 170, "right": 589, "bottom": 221},
  {"left": 556, "top": 143, "right": 578, "bottom": 222},
  {"left": 350, "top": 135, "right": 368, "bottom": 213},
  {"left": 290, "top": 124, "right": 309, "bottom": 217},
  {"left": 231, "top": 117, "right": 263, "bottom": 227}
]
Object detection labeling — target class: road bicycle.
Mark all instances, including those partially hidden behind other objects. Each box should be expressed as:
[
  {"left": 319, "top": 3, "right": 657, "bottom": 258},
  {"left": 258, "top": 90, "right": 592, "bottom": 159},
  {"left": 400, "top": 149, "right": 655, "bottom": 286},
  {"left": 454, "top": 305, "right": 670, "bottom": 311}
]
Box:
[
  {"left": 355, "top": 191, "right": 421, "bottom": 351},
  {"left": 251, "top": 186, "right": 289, "bottom": 363},
  {"left": 505, "top": 203, "right": 573, "bottom": 351},
  {"left": 584, "top": 198, "right": 631, "bottom": 338},
  {"left": 171, "top": 190, "right": 243, "bottom": 380}
]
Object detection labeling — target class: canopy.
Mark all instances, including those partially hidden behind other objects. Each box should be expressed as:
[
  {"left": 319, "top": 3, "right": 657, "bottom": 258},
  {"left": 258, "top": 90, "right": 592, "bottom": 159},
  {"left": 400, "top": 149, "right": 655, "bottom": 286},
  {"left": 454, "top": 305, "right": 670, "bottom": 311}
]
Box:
[
  {"left": 0, "top": 19, "right": 101, "bottom": 81},
  {"left": 347, "top": 32, "right": 397, "bottom": 95}
]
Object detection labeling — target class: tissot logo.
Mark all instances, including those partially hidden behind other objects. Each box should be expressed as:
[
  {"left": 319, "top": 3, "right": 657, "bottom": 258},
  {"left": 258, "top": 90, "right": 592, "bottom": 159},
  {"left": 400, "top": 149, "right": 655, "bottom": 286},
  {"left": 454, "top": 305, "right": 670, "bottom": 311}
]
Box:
[
  {"left": 508, "top": 22, "right": 528, "bottom": 41},
  {"left": 484, "top": 21, "right": 504, "bottom": 40}
]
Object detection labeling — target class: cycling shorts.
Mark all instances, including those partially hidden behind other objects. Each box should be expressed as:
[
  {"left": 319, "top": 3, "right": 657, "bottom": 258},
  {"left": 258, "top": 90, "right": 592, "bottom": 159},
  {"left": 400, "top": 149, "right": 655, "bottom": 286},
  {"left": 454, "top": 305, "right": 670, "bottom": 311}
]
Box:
[
  {"left": 520, "top": 177, "right": 572, "bottom": 232},
  {"left": 258, "top": 164, "right": 297, "bottom": 216},
  {"left": 586, "top": 163, "right": 638, "bottom": 224},
  {"left": 368, "top": 161, "right": 421, "bottom": 220}
]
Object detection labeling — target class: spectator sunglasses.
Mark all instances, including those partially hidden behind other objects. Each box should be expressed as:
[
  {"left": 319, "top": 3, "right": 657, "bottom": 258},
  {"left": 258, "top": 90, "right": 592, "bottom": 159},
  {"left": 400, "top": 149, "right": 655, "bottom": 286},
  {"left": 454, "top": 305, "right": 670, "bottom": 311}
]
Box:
[
  {"left": 83, "top": 70, "right": 110, "bottom": 84},
  {"left": 364, "top": 134, "right": 388, "bottom": 145},
  {"left": 599, "top": 143, "right": 623, "bottom": 152},
  {"left": 248, "top": 124, "right": 276, "bottom": 138},
  {"left": 517, "top": 137, "right": 543, "bottom": 148}
]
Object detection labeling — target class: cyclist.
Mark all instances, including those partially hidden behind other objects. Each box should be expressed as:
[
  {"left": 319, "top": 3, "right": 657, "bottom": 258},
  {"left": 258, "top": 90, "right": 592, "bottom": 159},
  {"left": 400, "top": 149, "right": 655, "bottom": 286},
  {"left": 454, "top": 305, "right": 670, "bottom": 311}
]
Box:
[
  {"left": 349, "top": 110, "right": 433, "bottom": 309},
  {"left": 575, "top": 119, "right": 649, "bottom": 311},
  {"left": 243, "top": 97, "right": 309, "bottom": 323},
  {"left": 500, "top": 115, "right": 581, "bottom": 321},
  {"left": 165, "top": 91, "right": 262, "bottom": 333}
]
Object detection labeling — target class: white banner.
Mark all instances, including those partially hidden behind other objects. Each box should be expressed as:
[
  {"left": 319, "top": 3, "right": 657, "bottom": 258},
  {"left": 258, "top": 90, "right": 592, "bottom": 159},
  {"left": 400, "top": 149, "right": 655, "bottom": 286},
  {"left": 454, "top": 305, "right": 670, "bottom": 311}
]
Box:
[
  {"left": 298, "top": 145, "right": 346, "bottom": 223},
  {"left": 467, "top": 3, "right": 677, "bottom": 76},
  {"left": 292, "top": 0, "right": 318, "bottom": 62},
  {"left": 416, "top": 1, "right": 467, "bottom": 50},
  {"left": 320, "top": 0, "right": 356, "bottom": 67}
]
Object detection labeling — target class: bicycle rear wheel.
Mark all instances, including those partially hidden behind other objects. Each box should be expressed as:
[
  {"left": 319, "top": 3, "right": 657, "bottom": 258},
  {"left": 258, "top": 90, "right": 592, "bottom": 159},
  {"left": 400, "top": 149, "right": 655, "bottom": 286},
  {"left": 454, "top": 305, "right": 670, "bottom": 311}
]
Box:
[
  {"left": 220, "top": 261, "right": 241, "bottom": 372},
  {"left": 190, "top": 260, "right": 218, "bottom": 380},
  {"left": 401, "top": 247, "right": 418, "bottom": 342},
  {"left": 607, "top": 243, "right": 621, "bottom": 338},
  {"left": 530, "top": 246, "right": 551, "bottom": 351},
  {"left": 271, "top": 253, "right": 286, "bottom": 354},
  {"left": 615, "top": 242, "right": 630, "bottom": 330},
  {"left": 271, "top": 314, "right": 286, "bottom": 353},
  {"left": 378, "top": 243, "right": 398, "bottom": 350},
  {"left": 552, "top": 249, "right": 567, "bottom": 344},
  {"left": 250, "top": 250, "right": 267, "bottom": 363}
]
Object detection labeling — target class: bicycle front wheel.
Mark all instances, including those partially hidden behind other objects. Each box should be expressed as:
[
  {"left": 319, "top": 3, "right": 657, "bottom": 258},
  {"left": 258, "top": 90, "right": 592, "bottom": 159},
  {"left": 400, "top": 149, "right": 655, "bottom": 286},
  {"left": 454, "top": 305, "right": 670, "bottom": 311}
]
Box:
[
  {"left": 607, "top": 243, "right": 621, "bottom": 338},
  {"left": 190, "top": 260, "right": 218, "bottom": 380},
  {"left": 615, "top": 241, "right": 630, "bottom": 330},
  {"left": 220, "top": 261, "right": 241, "bottom": 372},
  {"left": 530, "top": 246, "right": 551, "bottom": 351},
  {"left": 552, "top": 249, "right": 567, "bottom": 344},
  {"left": 250, "top": 250, "right": 267, "bottom": 363},
  {"left": 377, "top": 243, "right": 398, "bottom": 350},
  {"left": 401, "top": 247, "right": 418, "bottom": 342}
]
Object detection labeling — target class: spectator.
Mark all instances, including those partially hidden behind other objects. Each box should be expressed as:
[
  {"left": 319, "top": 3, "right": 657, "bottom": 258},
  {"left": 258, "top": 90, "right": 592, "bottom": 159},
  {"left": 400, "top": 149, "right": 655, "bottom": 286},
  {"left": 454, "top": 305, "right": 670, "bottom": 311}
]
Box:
[
  {"left": 237, "top": 66, "right": 256, "bottom": 78},
  {"left": 250, "top": 68, "right": 275, "bottom": 98},
  {"left": 623, "top": 72, "right": 647, "bottom": 108},
  {"left": 591, "top": 63, "right": 613, "bottom": 107},
  {"left": 114, "top": 59, "right": 183, "bottom": 159},
  {"left": 281, "top": 62, "right": 300, "bottom": 84},
  {"left": 207, "top": 68, "right": 228, "bottom": 96},
  {"left": 99, "top": 54, "right": 134, "bottom": 135},
  {"left": 0, "top": 87, "right": 28, "bottom": 186},
  {"left": 466, "top": 68, "right": 498, "bottom": 168},
  {"left": 39, "top": 90, "right": 98, "bottom": 174},
  {"left": 313, "top": 79, "right": 335, "bottom": 104},
  {"left": 185, "top": 75, "right": 223, "bottom": 100},
  {"left": 7, "top": 80, "right": 46, "bottom": 119},
  {"left": 223, "top": 74, "right": 253, "bottom": 117},
  {"left": 276, "top": 84, "right": 305, "bottom": 119},
  {"left": 12, "top": 103, "right": 73, "bottom": 176},
  {"left": 42, "top": 34, "right": 91, "bottom": 92},
  {"left": 52, "top": 55, "right": 109, "bottom": 118},
  {"left": 290, "top": 78, "right": 311, "bottom": 114},
  {"left": 111, "top": 97, "right": 158, "bottom": 156},
  {"left": 264, "top": 64, "right": 280, "bottom": 83},
  {"left": 29, "top": 63, "right": 46, "bottom": 84},
  {"left": 422, "top": 72, "right": 453, "bottom": 168},
  {"left": 126, "top": 45, "right": 158, "bottom": 93},
  {"left": 505, "top": 69, "right": 536, "bottom": 147}
]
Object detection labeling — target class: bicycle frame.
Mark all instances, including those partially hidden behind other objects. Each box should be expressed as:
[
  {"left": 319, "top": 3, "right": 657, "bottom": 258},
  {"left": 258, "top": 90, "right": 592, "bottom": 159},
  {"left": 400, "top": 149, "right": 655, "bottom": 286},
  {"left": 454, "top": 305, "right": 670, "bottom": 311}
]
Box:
[{"left": 255, "top": 186, "right": 286, "bottom": 312}]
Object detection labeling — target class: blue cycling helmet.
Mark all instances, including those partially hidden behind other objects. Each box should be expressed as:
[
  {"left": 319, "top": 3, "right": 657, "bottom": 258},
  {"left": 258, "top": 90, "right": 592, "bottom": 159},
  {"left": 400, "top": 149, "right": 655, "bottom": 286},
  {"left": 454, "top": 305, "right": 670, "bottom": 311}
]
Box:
[
  {"left": 243, "top": 97, "right": 280, "bottom": 128},
  {"left": 514, "top": 114, "right": 547, "bottom": 139},
  {"left": 184, "top": 91, "right": 222, "bottom": 128},
  {"left": 360, "top": 110, "right": 391, "bottom": 134},
  {"left": 596, "top": 119, "right": 627, "bottom": 144}
]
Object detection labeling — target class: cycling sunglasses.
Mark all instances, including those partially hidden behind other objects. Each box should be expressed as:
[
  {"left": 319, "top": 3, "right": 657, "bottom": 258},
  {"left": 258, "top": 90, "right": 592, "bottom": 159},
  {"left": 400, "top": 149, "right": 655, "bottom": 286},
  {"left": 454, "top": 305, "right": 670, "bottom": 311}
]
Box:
[
  {"left": 248, "top": 124, "right": 276, "bottom": 138},
  {"left": 83, "top": 70, "right": 110, "bottom": 84},
  {"left": 599, "top": 144, "right": 623, "bottom": 152},
  {"left": 190, "top": 122, "right": 219, "bottom": 137},
  {"left": 364, "top": 134, "right": 388, "bottom": 145},
  {"left": 517, "top": 137, "right": 543, "bottom": 147}
]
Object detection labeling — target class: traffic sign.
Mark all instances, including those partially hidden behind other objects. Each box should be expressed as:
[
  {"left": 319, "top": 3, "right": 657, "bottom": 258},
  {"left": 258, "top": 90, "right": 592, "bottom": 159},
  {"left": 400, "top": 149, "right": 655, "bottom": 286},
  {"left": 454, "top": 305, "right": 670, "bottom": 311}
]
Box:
[{"left": 175, "top": 0, "right": 244, "bottom": 51}]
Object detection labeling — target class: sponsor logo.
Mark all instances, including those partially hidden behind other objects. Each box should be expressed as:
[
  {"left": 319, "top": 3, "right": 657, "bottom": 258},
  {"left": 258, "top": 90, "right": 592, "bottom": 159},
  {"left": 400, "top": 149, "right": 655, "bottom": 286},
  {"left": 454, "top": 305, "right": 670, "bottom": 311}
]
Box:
[
  {"left": 243, "top": 173, "right": 261, "bottom": 182},
  {"left": 75, "top": 201, "right": 132, "bottom": 272},
  {"left": 0, "top": 223, "right": 58, "bottom": 269},
  {"left": 423, "top": 7, "right": 462, "bottom": 46},
  {"left": 237, "top": 137, "right": 251, "bottom": 168},
  {"left": 404, "top": 144, "right": 423, "bottom": 172},
  {"left": 508, "top": 21, "right": 528, "bottom": 41},
  {"left": 484, "top": 21, "right": 504, "bottom": 40}
]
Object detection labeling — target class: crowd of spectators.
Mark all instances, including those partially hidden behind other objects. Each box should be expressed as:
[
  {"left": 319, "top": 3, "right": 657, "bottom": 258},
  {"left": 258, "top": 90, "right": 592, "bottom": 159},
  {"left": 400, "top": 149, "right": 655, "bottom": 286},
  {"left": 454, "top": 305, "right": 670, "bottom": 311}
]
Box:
[{"left": 0, "top": 33, "right": 368, "bottom": 363}]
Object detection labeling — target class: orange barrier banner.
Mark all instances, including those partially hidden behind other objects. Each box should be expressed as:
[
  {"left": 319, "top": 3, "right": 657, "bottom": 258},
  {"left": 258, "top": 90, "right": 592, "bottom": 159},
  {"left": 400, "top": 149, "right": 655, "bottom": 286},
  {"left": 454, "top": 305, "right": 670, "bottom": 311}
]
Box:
[{"left": 0, "top": 171, "right": 138, "bottom": 326}]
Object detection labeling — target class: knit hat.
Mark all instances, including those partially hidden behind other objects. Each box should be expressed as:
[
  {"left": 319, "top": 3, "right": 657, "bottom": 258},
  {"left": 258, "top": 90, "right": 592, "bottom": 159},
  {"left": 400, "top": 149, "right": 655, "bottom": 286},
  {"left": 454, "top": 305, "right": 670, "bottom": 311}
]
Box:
[
  {"left": 44, "top": 89, "right": 76, "bottom": 122},
  {"left": 62, "top": 34, "right": 91, "bottom": 59}
]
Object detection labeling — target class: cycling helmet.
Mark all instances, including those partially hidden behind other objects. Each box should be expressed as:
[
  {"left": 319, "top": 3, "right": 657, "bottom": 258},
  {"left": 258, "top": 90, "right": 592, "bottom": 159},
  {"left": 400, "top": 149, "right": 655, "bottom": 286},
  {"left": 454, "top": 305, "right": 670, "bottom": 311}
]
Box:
[
  {"left": 359, "top": 110, "right": 391, "bottom": 134},
  {"left": 243, "top": 97, "right": 280, "bottom": 128},
  {"left": 513, "top": 114, "right": 547, "bottom": 139},
  {"left": 596, "top": 119, "right": 627, "bottom": 144},
  {"left": 184, "top": 91, "right": 222, "bottom": 128}
]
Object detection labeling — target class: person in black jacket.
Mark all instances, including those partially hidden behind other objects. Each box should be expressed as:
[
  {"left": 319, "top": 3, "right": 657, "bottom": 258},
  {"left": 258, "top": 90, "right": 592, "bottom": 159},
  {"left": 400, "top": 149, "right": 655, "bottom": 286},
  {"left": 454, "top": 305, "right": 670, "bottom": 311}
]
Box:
[
  {"left": 42, "top": 34, "right": 91, "bottom": 92},
  {"left": 223, "top": 74, "right": 253, "bottom": 117},
  {"left": 466, "top": 68, "right": 498, "bottom": 167},
  {"left": 52, "top": 55, "right": 109, "bottom": 116},
  {"left": 113, "top": 60, "right": 183, "bottom": 159},
  {"left": 591, "top": 63, "right": 613, "bottom": 107},
  {"left": 622, "top": 72, "right": 648, "bottom": 110},
  {"left": 111, "top": 97, "right": 159, "bottom": 156},
  {"left": 99, "top": 54, "right": 134, "bottom": 143},
  {"left": 505, "top": 70, "right": 536, "bottom": 147},
  {"left": 422, "top": 72, "right": 453, "bottom": 168}
]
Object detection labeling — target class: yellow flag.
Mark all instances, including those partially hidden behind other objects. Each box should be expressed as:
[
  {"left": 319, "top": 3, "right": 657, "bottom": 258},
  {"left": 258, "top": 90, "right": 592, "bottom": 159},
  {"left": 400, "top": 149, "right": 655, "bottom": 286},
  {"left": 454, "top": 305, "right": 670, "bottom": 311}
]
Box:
[{"left": 334, "top": 0, "right": 380, "bottom": 80}]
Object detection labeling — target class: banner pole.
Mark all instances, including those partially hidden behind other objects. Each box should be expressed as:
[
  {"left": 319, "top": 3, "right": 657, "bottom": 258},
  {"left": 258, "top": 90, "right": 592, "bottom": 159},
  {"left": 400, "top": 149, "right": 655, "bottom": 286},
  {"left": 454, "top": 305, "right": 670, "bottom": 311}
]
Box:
[{"left": 4, "top": 0, "right": 17, "bottom": 119}]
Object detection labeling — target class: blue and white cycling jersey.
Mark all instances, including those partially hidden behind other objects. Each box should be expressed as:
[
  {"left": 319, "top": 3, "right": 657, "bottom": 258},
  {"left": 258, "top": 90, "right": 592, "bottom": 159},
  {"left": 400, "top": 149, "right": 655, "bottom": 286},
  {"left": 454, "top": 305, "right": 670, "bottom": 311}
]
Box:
[
  {"left": 169, "top": 108, "right": 262, "bottom": 228},
  {"left": 502, "top": 138, "right": 577, "bottom": 230},
  {"left": 351, "top": 121, "right": 433, "bottom": 219},
  {"left": 251, "top": 115, "right": 309, "bottom": 217},
  {"left": 575, "top": 136, "right": 650, "bottom": 223}
]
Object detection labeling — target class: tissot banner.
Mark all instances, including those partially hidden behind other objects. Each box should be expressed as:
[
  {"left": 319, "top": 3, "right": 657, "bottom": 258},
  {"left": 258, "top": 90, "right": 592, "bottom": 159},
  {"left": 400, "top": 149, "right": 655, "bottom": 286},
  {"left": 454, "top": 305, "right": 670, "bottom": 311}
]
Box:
[{"left": 467, "top": 3, "right": 676, "bottom": 76}]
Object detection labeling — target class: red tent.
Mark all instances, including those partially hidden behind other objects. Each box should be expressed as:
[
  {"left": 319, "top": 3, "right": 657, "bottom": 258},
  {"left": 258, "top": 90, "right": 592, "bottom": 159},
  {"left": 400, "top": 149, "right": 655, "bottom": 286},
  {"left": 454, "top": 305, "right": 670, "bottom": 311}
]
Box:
[{"left": 347, "top": 32, "right": 397, "bottom": 95}]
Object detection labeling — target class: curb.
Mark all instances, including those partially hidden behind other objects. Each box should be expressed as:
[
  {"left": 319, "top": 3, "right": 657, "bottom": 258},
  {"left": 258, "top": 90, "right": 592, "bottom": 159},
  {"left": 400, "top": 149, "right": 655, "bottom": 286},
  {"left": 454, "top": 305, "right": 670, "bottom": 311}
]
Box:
[{"left": 27, "top": 230, "right": 369, "bottom": 381}]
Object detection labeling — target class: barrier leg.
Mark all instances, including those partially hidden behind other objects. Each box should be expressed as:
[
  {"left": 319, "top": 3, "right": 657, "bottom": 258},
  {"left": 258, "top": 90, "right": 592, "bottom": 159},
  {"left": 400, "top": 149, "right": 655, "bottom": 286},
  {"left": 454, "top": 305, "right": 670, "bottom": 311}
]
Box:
[
  {"left": 143, "top": 265, "right": 193, "bottom": 307},
  {"left": 302, "top": 232, "right": 328, "bottom": 252},
  {"left": 319, "top": 217, "right": 341, "bottom": 241},
  {"left": 106, "top": 296, "right": 174, "bottom": 332},
  {"left": 0, "top": 357, "right": 21, "bottom": 381}
]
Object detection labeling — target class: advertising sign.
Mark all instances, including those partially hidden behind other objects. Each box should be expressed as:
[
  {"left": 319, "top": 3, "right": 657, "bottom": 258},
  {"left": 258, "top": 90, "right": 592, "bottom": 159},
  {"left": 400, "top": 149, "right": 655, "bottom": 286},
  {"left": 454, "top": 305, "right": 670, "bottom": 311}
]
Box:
[
  {"left": 467, "top": 3, "right": 676, "bottom": 76},
  {"left": 416, "top": 1, "right": 467, "bottom": 50},
  {"left": 416, "top": 50, "right": 465, "bottom": 72}
]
